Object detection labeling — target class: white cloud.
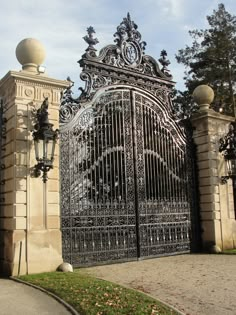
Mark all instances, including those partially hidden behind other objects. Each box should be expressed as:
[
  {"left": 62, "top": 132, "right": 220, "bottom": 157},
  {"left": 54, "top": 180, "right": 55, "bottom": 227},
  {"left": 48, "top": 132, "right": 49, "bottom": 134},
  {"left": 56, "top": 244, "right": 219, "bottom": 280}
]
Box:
[
  {"left": 0, "top": 0, "right": 236, "bottom": 91},
  {"left": 161, "top": 0, "right": 187, "bottom": 19}
]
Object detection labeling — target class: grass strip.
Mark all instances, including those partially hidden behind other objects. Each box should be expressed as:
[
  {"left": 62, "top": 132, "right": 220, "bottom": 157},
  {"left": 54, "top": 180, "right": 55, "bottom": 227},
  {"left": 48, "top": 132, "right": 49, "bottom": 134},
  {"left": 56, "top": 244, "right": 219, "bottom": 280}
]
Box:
[
  {"left": 221, "top": 249, "right": 236, "bottom": 254},
  {"left": 19, "top": 271, "right": 178, "bottom": 315}
]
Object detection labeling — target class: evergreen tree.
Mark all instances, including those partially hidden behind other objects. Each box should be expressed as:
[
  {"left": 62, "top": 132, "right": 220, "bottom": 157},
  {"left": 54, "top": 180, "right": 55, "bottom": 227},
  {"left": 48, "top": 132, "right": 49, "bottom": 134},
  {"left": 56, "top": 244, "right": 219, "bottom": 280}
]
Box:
[{"left": 175, "top": 3, "right": 236, "bottom": 116}]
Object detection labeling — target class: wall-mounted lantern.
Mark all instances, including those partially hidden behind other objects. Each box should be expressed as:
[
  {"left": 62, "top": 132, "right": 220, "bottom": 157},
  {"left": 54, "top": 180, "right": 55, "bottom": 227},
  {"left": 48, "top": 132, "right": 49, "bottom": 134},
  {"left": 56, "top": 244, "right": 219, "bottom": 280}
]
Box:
[
  {"left": 219, "top": 121, "right": 236, "bottom": 183},
  {"left": 32, "top": 98, "right": 58, "bottom": 183},
  {"left": 219, "top": 121, "right": 236, "bottom": 216}
]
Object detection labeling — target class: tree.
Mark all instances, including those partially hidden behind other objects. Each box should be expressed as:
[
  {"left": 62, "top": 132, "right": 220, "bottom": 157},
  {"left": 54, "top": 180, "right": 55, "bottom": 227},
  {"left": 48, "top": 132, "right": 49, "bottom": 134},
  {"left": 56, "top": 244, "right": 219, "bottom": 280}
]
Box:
[{"left": 175, "top": 3, "right": 236, "bottom": 116}]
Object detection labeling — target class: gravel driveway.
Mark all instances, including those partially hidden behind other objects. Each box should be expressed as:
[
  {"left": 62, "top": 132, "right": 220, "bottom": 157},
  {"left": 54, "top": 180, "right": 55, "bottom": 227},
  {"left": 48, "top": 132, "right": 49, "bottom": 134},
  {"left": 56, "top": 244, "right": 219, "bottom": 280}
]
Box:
[{"left": 84, "top": 254, "right": 236, "bottom": 315}]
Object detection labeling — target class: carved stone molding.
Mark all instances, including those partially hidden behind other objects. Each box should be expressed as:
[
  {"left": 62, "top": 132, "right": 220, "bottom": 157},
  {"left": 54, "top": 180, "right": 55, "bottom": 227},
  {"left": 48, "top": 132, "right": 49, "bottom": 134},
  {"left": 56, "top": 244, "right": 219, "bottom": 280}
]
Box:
[
  {"left": 42, "top": 90, "right": 52, "bottom": 100},
  {"left": 24, "top": 87, "right": 34, "bottom": 97}
]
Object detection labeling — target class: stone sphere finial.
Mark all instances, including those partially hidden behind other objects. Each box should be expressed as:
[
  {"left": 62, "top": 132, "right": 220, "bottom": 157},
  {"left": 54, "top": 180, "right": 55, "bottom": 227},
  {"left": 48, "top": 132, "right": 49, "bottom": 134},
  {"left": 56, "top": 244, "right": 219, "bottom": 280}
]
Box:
[
  {"left": 192, "top": 85, "right": 214, "bottom": 111},
  {"left": 15, "top": 38, "right": 46, "bottom": 73}
]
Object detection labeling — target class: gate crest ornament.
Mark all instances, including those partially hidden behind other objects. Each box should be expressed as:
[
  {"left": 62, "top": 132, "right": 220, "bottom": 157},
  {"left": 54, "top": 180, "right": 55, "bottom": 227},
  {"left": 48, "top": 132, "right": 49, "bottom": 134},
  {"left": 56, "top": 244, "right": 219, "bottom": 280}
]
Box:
[
  {"left": 113, "top": 12, "right": 145, "bottom": 67},
  {"left": 60, "top": 13, "right": 174, "bottom": 125},
  {"left": 80, "top": 13, "right": 172, "bottom": 80},
  {"left": 78, "top": 14, "right": 173, "bottom": 101}
]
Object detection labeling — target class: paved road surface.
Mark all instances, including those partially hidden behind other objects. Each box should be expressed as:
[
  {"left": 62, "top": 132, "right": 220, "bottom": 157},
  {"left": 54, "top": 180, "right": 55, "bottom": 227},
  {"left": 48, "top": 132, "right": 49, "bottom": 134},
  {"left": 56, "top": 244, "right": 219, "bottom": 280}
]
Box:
[
  {"left": 0, "top": 278, "right": 71, "bottom": 315},
  {"left": 84, "top": 254, "right": 236, "bottom": 315}
]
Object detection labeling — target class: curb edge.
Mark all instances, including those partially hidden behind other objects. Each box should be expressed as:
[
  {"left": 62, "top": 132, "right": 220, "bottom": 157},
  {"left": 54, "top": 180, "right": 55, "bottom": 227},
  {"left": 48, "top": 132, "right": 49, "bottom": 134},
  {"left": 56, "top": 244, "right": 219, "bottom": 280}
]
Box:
[{"left": 10, "top": 276, "right": 80, "bottom": 315}]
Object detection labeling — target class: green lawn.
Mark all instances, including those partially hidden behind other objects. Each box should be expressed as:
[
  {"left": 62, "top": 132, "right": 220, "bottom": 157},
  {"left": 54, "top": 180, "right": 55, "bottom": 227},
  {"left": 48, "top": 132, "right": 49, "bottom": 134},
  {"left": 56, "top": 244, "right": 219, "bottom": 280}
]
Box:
[
  {"left": 19, "top": 271, "right": 178, "bottom": 315},
  {"left": 221, "top": 249, "right": 236, "bottom": 254}
]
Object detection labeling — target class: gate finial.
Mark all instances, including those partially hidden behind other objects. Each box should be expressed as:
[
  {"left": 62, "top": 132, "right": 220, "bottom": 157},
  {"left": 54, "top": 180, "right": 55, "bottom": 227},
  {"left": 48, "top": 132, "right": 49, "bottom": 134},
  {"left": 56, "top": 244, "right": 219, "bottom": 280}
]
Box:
[
  {"left": 83, "top": 26, "right": 99, "bottom": 52},
  {"left": 158, "top": 50, "right": 171, "bottom": 77}
]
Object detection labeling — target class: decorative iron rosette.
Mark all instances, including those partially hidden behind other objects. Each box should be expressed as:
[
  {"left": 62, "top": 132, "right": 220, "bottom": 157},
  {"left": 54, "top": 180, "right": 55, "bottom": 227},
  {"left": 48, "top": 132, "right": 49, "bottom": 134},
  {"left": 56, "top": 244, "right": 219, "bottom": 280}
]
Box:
[{"left": 60, "top": 102, "right": 81, "bottom": 124}]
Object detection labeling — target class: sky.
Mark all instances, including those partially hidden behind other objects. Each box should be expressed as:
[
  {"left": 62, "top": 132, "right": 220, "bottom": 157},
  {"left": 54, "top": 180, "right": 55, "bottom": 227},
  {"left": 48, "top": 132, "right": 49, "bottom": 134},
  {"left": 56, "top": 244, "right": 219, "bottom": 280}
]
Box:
[{"left": 0, "top": 0, "right": 236, "bottom": 94}]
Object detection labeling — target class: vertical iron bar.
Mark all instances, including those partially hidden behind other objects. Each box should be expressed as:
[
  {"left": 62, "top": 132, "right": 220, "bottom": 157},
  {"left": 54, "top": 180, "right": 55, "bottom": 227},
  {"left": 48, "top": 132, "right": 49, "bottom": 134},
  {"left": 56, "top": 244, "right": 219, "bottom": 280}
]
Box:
[
  {"left": 165, "top": 129, "right": 170, "bottom": 201},
  {"left": 97, "top": 116, "right": 101, "bottom": 203},
  {"left": 163, "top": 128, "right": 167, "bottom": 200},
  {"left": 94, "top": 114, "right": 97, "bottom": 209},
  {"left": 85, "top": 128, "right": 88, "bottom": 204},
  {"left": 169, "top": 135, "right": 173, "bottom": 202},
  {"left": 145, "top": 107, "right": 150, "bottom": 200},
  {"left": 107, "top": 105, "right": 112, "bottom": 203},
  {"left": 176, "top": 147, "right": 180, "bottom": 201},
  {"left": 80, "top": 132, "right": 84, "bottom": 209},
  {"left": 157, "top": 121, "right": 162, "bottom": 200},
  {"left": 154, "top": 116, "right": 159, "bottom": 201},
  {"left": 111, "top": 101, "right": 116, "bottom": 201},
  {"left": 174, "top": 143, "right": 178, "bottom": 202},
  {"left": 118, "top": 101, "right": 122, "bottom": 201},
  {"left": 131, "top": 90, "right": 140, "bottom": 258},
  {"left": 119, "top": 100, "right": 123, "bottom": 201},
  {"left": 168, "top": 135, "right": 172, "bottom": 203},
  {"left": 69, "top": 132, "right": 72, "bottom": 263},
  {"left": 101, "top": 113, "right": 105, "bottom": 202},
  {"left": 143, "top": 107, "right": 146, "bottom": 199},
  {"left": 89, "top": 118, "right": 92, "bottom": 203},
  {"left": 161, "top": 127, "right": 166, "bottom": 200},
  {"left": 152, "top": 112, "right": 157, "bottom": 201},
  {"left": 148, "top": 108, "right": 153, "bottom": 200},
  {"left": 179, "top": 148, "right": 182, "bottom": 201},
  {"left": 149, "top": 109, "right": 154, "bottom": 200},
  {"left": 147, "top": 107, "right": 151, "bottom": 200},
  {"left": 116, "top": 101, "right": 121, "bottom": 203},
  {"left": 180, "top": 149, "right": 184, "bottom": 202},
  {"left": 105, "top": 104, "right": 108, "bottom": 202},
  {"left": 122, "top": 96, "right": 127, "bottom": 202}
]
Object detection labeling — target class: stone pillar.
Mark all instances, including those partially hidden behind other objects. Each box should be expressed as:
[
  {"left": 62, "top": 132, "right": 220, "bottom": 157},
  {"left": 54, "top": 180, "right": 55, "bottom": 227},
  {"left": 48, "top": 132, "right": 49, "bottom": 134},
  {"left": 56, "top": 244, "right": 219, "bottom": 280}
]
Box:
[
  {"left": 191, "top": 85, "right": 236, "bottom": 251},
  {"left": 0, "top": 38, "right": 68, "bottom": 275}
]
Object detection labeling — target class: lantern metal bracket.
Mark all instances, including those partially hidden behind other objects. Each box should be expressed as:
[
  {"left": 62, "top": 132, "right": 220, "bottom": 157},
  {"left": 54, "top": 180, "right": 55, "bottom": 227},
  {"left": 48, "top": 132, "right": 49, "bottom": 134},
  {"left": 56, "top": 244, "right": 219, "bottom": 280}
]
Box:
[{"left": 220, "top": 175, "right": 230, "bottom": 185}]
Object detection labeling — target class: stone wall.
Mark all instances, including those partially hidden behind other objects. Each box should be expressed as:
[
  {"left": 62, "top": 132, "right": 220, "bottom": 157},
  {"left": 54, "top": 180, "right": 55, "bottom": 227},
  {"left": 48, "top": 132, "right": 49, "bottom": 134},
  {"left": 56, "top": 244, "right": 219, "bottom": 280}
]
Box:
[{"left": 0, "top": 70, "right": 68, "bottom": 275}]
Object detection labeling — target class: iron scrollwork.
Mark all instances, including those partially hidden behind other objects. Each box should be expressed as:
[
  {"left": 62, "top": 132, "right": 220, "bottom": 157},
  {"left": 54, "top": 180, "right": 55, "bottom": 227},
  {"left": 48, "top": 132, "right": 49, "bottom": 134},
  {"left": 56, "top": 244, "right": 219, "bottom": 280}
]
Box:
[{"left": 60, "top": 77, "right": 81, "bottom": 124}]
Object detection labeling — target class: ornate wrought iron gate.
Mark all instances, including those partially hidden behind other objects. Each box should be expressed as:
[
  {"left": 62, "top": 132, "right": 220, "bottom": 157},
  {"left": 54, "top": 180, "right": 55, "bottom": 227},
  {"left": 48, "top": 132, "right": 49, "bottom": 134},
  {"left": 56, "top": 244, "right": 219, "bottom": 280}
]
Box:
[{"left": 60, "top": 14, "right": 199, "bottom": 266}]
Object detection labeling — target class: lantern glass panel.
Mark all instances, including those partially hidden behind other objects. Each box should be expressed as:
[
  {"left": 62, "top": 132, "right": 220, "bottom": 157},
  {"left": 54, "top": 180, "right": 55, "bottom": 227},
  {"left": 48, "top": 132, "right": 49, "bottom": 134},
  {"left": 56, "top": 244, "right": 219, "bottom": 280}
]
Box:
[
  {"left": 50, "top": 140, "right": 56, "bottom": 161},
  {"left": 47, "top": 139, "right": 54, "bottom": 161},
  {"left": 38, "top": 139, "right": 44, "bottom": 160},
  {"left": 34, "top": 139, "right": 39, "bottom": 161},
  {"left": 229, "top": 158, "right": 236, "bottom": 177},
  {"left": 43, "top": 138, "right": 49, "bottom": 160},
  {"left": 34, "top": 139, "right": 44, "bottom": 161},
  {"left": 43, "top": 138, "right": 53, "bottom": 160}
]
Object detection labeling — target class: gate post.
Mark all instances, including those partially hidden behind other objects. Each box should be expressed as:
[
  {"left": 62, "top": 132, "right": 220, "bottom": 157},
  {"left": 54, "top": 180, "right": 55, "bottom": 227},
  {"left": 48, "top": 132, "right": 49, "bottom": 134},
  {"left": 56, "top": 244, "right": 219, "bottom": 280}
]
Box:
[
  {"left": 0, "top": 38, "right": 68, "bottom": 275},
  {"left": 191, "top": 85, "right": 236, "bottom": 251}
]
